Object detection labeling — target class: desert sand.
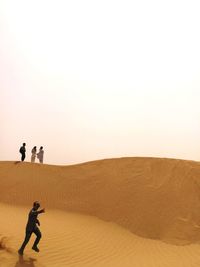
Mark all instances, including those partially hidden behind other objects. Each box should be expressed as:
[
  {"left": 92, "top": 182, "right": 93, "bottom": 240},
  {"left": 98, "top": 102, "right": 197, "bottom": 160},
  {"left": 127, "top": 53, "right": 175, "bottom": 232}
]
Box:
[{"left": 1, "top": 157, "right": 200, "bottom": 267}]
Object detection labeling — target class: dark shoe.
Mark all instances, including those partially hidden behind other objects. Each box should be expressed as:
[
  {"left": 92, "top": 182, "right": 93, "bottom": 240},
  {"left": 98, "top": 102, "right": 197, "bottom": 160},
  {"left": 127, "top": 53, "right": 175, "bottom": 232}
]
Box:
[
  {"left": 18, "top": 249, "right": 23, "bottom": 255},
  {"left": 32, "top": 246, "right": 39, "bottom": 252}
]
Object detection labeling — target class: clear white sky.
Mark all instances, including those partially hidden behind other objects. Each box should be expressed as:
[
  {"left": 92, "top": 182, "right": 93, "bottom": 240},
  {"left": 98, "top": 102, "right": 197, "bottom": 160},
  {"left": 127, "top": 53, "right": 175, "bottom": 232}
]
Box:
[{"left": 1, "top": 0, "right": 200, "bottom": 165}]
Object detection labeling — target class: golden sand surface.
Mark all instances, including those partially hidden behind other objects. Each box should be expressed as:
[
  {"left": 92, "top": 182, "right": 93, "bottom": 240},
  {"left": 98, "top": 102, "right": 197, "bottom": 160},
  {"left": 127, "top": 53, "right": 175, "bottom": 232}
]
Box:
[{"left": 1, "top": 157, "right": 200, "bottom": 266}]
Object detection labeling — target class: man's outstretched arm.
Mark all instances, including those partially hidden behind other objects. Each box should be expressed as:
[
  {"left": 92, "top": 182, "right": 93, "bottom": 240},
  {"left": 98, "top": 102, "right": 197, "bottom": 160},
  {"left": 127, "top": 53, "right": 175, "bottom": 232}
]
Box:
[{"left": 31, "top": 208, "right": 45, "bottom": 215}]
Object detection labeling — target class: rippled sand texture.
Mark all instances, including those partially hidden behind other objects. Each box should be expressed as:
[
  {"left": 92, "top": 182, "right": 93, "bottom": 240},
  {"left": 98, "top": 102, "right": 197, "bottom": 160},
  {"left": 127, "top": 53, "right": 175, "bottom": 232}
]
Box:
[{"left": 1, "top": 157, "right": 200, "bottom": 267}]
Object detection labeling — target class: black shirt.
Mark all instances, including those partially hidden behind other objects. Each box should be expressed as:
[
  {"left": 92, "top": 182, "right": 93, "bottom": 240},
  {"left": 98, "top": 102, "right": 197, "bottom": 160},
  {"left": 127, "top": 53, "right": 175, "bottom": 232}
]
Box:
[
  {"left": 26, "top": 208, "right": 43, "bottom": 231},
  {"left": 20, "top": 146, "right": 26, "bottom": 153}
]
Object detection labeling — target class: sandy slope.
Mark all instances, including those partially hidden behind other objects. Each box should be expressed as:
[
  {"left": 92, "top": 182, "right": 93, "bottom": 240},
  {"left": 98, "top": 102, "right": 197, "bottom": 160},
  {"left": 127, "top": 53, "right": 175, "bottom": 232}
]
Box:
[{"left": 1, "top": 157, "right": 200, "bottom": 267}]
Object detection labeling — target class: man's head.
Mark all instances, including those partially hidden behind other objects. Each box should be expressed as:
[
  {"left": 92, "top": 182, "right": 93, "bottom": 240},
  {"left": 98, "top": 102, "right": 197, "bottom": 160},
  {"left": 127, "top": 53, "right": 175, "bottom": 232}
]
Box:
[
  {"left": 33, "top": 201, "right": 40, "bottom": 210},
  {"left": 23, "top": 143, "right": 26, "bottom": 146}
]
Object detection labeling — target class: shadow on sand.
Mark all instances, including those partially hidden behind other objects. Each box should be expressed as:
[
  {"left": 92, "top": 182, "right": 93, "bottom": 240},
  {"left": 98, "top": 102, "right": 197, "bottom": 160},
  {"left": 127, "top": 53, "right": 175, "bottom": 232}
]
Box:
[{"left": 14, "top": 255, "right": 37, "bottom": 267}]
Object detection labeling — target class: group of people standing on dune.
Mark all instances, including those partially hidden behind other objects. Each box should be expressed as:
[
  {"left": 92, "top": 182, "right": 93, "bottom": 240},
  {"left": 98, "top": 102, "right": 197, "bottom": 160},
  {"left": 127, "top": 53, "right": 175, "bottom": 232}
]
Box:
[{"left": 19, "top": 143, "right": 44, "bottom": 163}]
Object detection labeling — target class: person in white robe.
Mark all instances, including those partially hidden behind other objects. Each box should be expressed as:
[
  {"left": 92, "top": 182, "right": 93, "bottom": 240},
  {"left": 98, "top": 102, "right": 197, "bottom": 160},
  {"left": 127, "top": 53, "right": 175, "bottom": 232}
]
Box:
[
  {"left": 31, "top": 146, "right": 37, "bottom": 163},
  {"left": 37, "top": 146, "right": 44, "bottom": 164}
]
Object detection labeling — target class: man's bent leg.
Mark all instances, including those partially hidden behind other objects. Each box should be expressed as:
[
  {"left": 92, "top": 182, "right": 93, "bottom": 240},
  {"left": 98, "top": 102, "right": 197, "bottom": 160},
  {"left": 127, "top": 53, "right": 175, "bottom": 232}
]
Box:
[
  {"left": 18, "top": 231, "right": 32, "bottom": 254},
  {"left": 32, "top": 227, "right": 41, "bottom": 252}
]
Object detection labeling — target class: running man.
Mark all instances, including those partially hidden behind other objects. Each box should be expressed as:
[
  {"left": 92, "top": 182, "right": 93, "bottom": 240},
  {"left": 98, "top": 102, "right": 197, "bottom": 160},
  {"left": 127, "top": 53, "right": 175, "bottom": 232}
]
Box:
[{"left": 18, "top": 201, "right": 45, "bottom": 255}]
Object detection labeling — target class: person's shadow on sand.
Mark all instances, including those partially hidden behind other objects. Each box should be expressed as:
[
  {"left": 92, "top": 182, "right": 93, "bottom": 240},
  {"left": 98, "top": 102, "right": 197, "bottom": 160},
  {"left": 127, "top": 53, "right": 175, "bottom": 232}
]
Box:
[
  {"left": 14, "top": 161, "right": 21, "bottom": 164},
  {"left": 14, "top": 255, "right": 37, "bottom": 267}
]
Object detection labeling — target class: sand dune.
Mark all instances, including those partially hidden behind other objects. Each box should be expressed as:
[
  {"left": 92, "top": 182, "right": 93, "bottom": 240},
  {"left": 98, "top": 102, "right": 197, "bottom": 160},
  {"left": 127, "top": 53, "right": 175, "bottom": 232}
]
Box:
[{"left": 1, "top": 157, "right": 200, "bottom": 266}]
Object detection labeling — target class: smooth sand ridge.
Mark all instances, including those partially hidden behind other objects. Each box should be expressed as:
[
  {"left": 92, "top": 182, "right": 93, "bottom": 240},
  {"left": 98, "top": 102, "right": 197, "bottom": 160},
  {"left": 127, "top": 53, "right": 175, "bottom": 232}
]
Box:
[
  {"left": 1, "top": 157, "right": 200, "bottom": 267},
  {"left": 1, "top": 157, "right": 200, "bottom": 244}
]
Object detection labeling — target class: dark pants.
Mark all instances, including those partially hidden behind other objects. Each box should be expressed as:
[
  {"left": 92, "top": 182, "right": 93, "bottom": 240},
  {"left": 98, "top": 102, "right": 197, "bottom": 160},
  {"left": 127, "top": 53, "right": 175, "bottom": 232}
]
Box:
[
  {"left": 19, "top": 227, "right": 41, "bottom": 252},
  {"left": 21, "top": 153, "right": 26, "bottom": 161}
]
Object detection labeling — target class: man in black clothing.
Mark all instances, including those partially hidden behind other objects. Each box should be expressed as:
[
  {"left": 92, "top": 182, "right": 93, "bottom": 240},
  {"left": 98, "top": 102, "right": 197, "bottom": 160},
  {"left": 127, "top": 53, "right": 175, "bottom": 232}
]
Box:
[
  {"left": 18, "top": 201, "right": 45, "bottom": 255},
  {"left": 19, "top": 143, "right": 26, "bottom": 161}
]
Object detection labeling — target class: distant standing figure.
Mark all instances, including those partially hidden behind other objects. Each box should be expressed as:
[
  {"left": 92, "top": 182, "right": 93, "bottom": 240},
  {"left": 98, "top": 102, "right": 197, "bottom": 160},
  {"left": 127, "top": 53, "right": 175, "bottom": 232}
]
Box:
[
  {"left": 31, "top": 146, "right": 37, "bottom": 163},
  {"left": 19, "top": 143, "right": 26, "bottom": 162},
  {"left": 37, "top": 146, "right": 44, "bottom": 163},
  {"left": 18, "top": 201, "right": 45, "bottom": 255}
]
